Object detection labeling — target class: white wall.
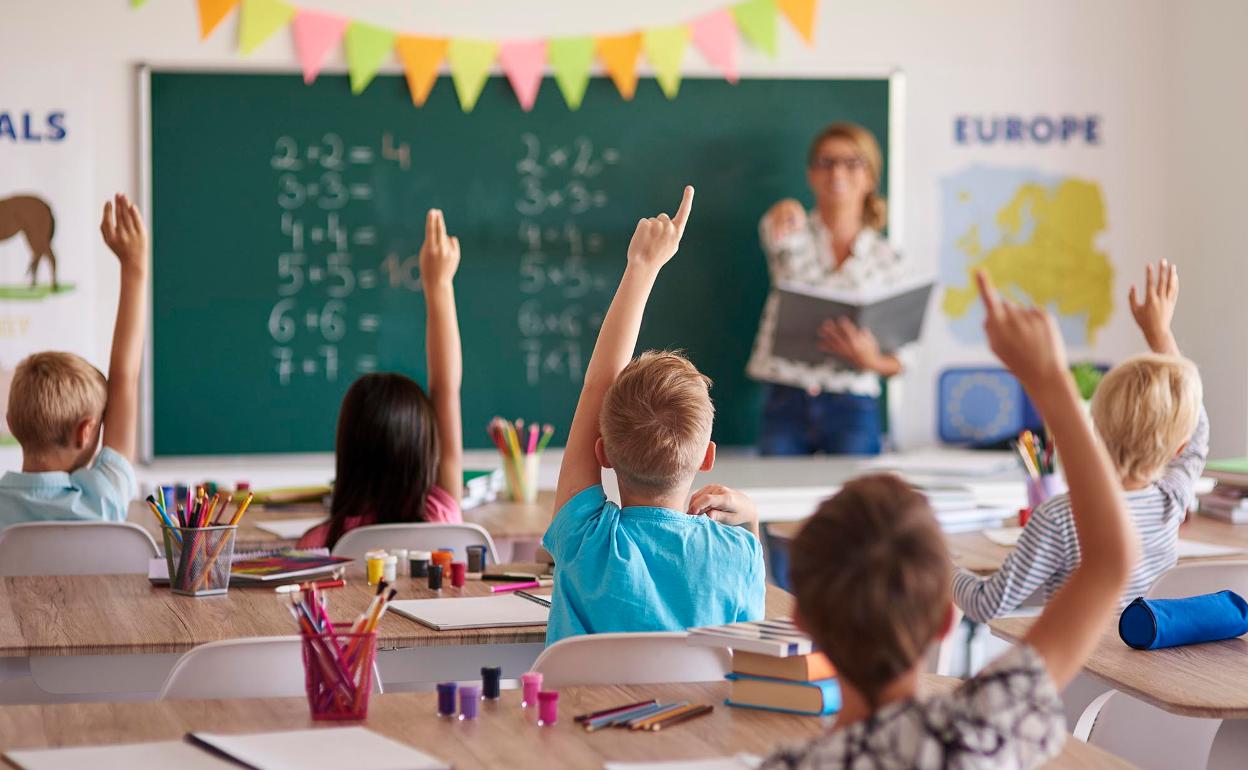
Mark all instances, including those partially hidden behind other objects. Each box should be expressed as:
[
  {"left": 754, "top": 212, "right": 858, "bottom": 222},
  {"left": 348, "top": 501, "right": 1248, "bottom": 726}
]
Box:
[{"left": 1, "top": 0, "right": 1243, "bottom": 460}]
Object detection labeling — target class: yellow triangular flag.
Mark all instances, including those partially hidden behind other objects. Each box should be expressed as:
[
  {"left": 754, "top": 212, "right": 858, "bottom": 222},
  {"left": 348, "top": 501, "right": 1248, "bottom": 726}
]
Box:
[
  {"left": 777, "top": 0, "right": 818, "bottom": 44},
  {"left": 397, "top": 36, "right": 448, "bottom": 107},
  {"left": 447, "top": 39, "right": 498, "bottom": 112},
  {"left": 596, "top": 33, "right": 643, "bottom": 101},
  {"left": 643, "top": 25, "right": 690, "bottom": 100},
  {"left": 238, "top": 0, "right": 295, "bottom": 55},
  {"left": 197, "top": 0, "right": 239, "bottom": 39}
]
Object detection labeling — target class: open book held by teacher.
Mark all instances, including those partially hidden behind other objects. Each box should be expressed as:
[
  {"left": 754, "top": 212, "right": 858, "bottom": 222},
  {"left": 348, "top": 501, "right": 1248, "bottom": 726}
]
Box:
[{"left": 771, "top": 277, "right": 936, "bottom": 366}]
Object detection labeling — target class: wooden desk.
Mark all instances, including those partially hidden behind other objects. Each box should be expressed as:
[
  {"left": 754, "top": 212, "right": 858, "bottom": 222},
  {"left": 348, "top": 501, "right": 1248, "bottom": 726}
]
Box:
[
  {"left": 0, "top": 679, "right": 1131, "bottom": 770},
  {"left": 771, "top": 513, "right": 1248, "bottom": 577},
  {"left": 0, "top": 568, "right": 793, "bottom": 657},
  {"left": 991, "top": 615, "right": 1248, "bottom": 719},
  {"left": 127, "top": 492, "right": 558, "bottom": 551}
]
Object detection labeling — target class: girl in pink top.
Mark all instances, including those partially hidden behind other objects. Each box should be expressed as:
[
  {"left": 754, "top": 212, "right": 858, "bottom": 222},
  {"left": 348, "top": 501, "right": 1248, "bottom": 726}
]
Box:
[{"left": 299, "top": 209, "right": 465, "bottom": 551}]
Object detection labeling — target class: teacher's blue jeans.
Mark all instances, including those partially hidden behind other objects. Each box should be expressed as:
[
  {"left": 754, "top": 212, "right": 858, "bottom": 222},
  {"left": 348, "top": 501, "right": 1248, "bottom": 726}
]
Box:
[{"left": 758, "top": 384, "right": 882, "bottom": 456}]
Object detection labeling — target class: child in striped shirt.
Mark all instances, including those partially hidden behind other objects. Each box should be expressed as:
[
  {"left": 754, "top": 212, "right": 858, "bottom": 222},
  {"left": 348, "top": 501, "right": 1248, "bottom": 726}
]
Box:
[{"left": 955, "top": 259, "right": 1207, "bottom": 623}]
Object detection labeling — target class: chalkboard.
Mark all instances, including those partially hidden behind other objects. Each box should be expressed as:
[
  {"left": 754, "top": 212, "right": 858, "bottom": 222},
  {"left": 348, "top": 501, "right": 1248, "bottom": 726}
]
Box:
[{"left": 148, "top": 71, "right": 891, "bottom": 455}]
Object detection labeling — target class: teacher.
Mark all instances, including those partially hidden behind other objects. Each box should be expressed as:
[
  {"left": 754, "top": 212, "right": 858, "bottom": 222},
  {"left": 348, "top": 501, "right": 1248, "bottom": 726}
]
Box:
[{"left": 747, "top": 122, "right": 910, "bottom": 456}]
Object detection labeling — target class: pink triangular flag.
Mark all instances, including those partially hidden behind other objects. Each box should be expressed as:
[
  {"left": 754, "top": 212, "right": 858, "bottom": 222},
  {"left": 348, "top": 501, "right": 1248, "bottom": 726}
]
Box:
[
  {"left": 292, "top": 9, "right": 349, "bottom": 84},
  {"left": 690, "top": 8, "right": 739, "bottom": 84},
  {"left": 498, "top": 40, "right": 547, "bottom": 111}
]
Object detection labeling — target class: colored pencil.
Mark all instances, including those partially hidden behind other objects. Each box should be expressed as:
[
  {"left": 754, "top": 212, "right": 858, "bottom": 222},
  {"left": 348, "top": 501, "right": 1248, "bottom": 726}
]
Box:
[
  {"left": 575, "top": 699, "right": 657, "bottom": 724},
  {"left": 646, "top": 703, "right": 714, "bottom": 731}
]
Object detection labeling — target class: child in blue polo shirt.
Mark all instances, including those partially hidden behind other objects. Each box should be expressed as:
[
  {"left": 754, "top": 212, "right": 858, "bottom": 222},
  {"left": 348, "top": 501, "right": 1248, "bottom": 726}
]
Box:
[
  {"left": 542, "top": 186, "right": 766, "bottom": 646},
  {"left": 0, "top": 195, "right": 146, "bottom": 526}
]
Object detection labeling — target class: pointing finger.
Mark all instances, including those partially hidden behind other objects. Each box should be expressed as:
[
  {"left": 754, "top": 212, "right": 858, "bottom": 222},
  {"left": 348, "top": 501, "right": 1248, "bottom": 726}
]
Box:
[
  {"left": 975, "top": 269, "right": 1002, "bottom": 319},
  {"left": 672, "top": 185, "right": 695, "bottom": 233}
]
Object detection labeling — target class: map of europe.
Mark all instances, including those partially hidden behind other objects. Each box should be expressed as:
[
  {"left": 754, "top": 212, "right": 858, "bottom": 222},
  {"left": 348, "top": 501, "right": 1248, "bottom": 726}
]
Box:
[{"left": 941, "top": 166, "right": 1113, "bottom": 345}]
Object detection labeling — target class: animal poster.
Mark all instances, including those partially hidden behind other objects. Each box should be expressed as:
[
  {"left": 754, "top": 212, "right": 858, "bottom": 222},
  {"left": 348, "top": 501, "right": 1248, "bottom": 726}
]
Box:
[{"left": 0, "top": 69, "right": 95, "bottom": 443}]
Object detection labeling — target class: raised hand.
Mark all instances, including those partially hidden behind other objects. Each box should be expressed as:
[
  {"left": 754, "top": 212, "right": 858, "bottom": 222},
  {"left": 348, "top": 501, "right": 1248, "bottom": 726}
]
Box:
[
  {"left": 976, "top": 270, "right": 1068, "bottom": 390},
  {"left": 99, "top": 193, "right": 148, "bottom": 274},
  {"left": 1128, "top": 259, "right": 1180, "bottom": 355},
  {"left": 626, "top": 186, "right": 695, "bottom": 270},
  {"left": 763, "top": 198, "right": 807, "bottom": 241},
  {"left": 419, "top": 208, "right": 460, "bottom": 289}
]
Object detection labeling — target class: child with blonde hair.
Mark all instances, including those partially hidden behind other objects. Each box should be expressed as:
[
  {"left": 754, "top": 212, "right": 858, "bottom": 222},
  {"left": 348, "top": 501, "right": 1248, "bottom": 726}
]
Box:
[
  {"left": 955, "top": 259, "right": 1206, "bottom": 621},
  {"left": 543, "top": 186, "right": 766, "bottom": 646}
]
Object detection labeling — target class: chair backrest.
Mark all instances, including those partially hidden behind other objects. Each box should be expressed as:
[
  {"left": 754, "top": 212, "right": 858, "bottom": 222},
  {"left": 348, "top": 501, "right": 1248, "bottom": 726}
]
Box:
[
  {"left": 0, "top": 521, "right": 160, "bottom": 576},
  {"left": 159, "top": 636, "right": 383, "bottom": 700},
  {"left": 1075, "top": 689, "right": 1219, "bottom": 770},
  {"left": 331, "top": 522, "right": 500, "bottom": 563},
  {"left": 530, "top": 632, "right": 731, "bottom": 687},
  {"left": 1146, "top": 560, "right": 1248, "bottom": 600}
]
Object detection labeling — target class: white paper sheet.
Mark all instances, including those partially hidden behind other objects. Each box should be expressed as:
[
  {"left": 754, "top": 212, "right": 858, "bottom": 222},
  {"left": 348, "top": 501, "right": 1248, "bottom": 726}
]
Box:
[
  {"left": 604, "top": 756, "right": 762, "bottom": 770},
  {"left": 253, "top": 517, "right": 328, "bottom": 539},
  {"left": 389, "top": 594, "right": 549, "bottom": 630},
  {"left": 982, "top": 527, "right": 1024, "bottom": 547},
  {"left": 190, "top": 728, "right": 447, "bottom": 770},
  {"left": 1176, "top": 539, "right": 1246, "bottom": 559},
  {"left": 7, "top": 741, "right": 234, "bottom": 770}
]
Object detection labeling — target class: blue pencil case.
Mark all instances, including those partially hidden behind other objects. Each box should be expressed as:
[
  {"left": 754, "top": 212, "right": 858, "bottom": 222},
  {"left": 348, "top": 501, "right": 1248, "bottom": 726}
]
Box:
[{"left": 1118, "top": 591, "right": 1248, "bottom": 650}]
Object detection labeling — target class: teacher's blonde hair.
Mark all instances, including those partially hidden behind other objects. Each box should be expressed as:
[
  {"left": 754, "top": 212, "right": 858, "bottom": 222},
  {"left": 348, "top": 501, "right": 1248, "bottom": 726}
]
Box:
[{"left": 807, "top": 122, "right": 887, "bottom": 231}]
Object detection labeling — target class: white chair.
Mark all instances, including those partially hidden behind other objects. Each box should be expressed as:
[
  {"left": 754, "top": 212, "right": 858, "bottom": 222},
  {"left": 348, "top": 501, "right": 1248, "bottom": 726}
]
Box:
[
  {"left": 0, "top": 521, "right": 159, "bottom": 576},
  {"left": 159, "top": 637, "right": 383, "bottom": 700},
  {"left": 331, "top": 522, "right": 500, "bottom": 563},
  {"left": 1207, "top": 719, "right": 1248, "bottom": 770},
  {"left": 1072, "top": 560, "right": 1248, "bottom": 767},
  {"left": 530, "top": 632, "right": 731, "bottom": 687}
]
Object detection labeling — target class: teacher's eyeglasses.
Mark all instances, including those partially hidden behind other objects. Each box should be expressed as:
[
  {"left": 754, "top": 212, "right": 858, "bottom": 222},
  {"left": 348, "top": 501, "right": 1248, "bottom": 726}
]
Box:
[{"left": 810, "top": 155, "right": 866, "bottom": 172}]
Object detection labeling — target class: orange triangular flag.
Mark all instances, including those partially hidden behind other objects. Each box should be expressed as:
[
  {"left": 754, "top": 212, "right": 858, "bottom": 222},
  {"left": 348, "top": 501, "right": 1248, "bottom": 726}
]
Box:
[
  {"left": 396, "top": 36, "right": 448, "bottom": 107},
  {"left": 596, "top": 33, "right": 642, "bottom": 101},
  {"left": 777, "top": 0, "right": 818, "bottom": 44},
  {"left": 198, "top": 0, "right": 239, "bottom": 39}
]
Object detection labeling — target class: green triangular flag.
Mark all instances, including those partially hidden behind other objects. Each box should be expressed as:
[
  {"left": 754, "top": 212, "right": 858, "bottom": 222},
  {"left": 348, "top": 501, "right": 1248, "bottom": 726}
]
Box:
[
  {"left": 732, "top": 0, "right": 778, "bottom": 57},
  {"left": 345, "top": 21, "right": 396, "bottom": 94},
  {"left": 131, "top": 0, "right": 149, "bottom": 7},
  {"left": 238, "top": 0, "right": 294, "bottom": 55},
  {"left": 548, "top": 37, "right": 595, "bottom": 110},
  {"left": 448, "top": 39, "right": 498, "bottom": 112},
  {"left": 643, "top": 25, "right": 690, "bottom": 100}
]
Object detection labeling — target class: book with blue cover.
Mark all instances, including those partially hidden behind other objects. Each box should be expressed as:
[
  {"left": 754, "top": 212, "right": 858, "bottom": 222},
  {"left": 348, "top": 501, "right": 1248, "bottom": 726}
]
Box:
[{"left": 725, "top": 673, "right": 841, "bottom": 716}]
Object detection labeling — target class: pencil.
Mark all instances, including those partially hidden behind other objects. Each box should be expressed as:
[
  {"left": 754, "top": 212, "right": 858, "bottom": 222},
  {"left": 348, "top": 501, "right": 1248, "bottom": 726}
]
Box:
[
  {"left": 536, "top": 424, "right": 554, "bottom": 453},
  {"left": 647, "top": 703, "right": 714, "bottom": 731}
]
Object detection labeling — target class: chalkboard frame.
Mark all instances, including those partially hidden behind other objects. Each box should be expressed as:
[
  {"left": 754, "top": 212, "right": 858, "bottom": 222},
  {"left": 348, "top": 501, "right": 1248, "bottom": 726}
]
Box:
[{"left": 136, "top": 64, "right": 905, "bottom": 460}]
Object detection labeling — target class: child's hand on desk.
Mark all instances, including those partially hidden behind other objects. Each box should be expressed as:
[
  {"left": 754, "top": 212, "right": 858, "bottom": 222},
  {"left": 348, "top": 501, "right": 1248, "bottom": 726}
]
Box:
[
  {"left": 976, "top": 269, "right": 1068, "bottom": 390},
  {"left": 100, "top": 193, "right": 148, "bottom": 275},
  {"left": 626, "top": 185, "right": 694, "bottom": 271},
  {"left": 419, "top": 208, "right": 460, "bottom": 290},
  {"left": 1128, "top": 259, "right": 1180, "bottom": 355},
  {"left": 688, "top": 484, "right": 760, "bottom": 533}
]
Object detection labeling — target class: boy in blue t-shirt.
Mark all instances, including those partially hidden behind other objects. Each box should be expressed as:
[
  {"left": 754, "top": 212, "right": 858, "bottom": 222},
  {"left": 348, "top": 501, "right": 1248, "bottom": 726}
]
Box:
[{"left": 542, "top": 186, "right": 766, "bottom": 646}]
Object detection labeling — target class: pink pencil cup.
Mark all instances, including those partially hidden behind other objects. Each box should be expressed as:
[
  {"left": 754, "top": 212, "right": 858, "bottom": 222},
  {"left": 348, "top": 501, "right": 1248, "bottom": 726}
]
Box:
[{"left": 301, "top": 630, "right": 376, "bottom": 720}]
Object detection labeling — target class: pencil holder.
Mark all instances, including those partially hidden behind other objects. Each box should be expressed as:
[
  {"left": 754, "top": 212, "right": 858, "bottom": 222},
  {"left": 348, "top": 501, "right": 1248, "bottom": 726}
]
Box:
[
  {"left": 1025, "top": 475, "right": 1063, "bottom": 511},
  {"left": 506, "top": 454, "right": 540, "bottom": 504},
  {"left": 163, "top": 525, "right": 237, "bottom": 597},
  {"left": 301, "top": 630, "right": 377, "bottom": 720}
]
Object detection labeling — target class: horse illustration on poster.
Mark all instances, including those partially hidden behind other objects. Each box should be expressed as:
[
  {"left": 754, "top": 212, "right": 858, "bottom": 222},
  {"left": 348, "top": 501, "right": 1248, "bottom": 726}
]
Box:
[{"left": 0, "top": 195, "right": 58, "bottom": 291}]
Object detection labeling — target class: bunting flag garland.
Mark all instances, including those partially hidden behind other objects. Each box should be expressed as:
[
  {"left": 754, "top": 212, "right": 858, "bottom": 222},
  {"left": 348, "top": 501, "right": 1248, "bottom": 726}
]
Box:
[
  {"left": 396, "top": 36, "right": 447, "bottom": 107},
  {"left": 197, "top": 0, "right": 239, "bottom": 40},
  {"left": 690, "top": 9, "right": 739, "bottom": 84},
  {"left": 732, "top": 0, "right": 778, "bottom": 57},
  {"left": 238, "top": 0, "right": 295, "bottom": 55},
  {"left": 498, "top": 40, "right": 547, "bottom": 112},
  {"left": 447, "top": 39, "right": 498, "bottom": 112},
  {"left": 293, "top": 9, "right": 349, "bottom": 84},
  {"left": 157, "top": 0, "right": 819, "bottom": 111},
  {"left": 344, "top": 21, "right": 395, "bottom": 94},
  {"left": 132, "top": 0, "right": 149, "bottom": 7},
  {"left": 643, "top": 25, "right": 690, "bottom": 100},
  {"left": 595, "top": 33, "right": 642, "bottom": 101},
  {"left": 549, "top": 37, "right": 596, "bottom": 110},
  {"left": 777, "top": 0, "right": 818, "bottom": 44}
]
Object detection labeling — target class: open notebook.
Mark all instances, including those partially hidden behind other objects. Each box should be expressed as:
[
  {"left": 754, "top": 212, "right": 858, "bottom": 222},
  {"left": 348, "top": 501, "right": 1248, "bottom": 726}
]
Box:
[
  {"left": 389, "top": 594, "right": 550, "bottom": 631},
  {"left": 6, "top": 729, "right": 447, "bottom": 770}
]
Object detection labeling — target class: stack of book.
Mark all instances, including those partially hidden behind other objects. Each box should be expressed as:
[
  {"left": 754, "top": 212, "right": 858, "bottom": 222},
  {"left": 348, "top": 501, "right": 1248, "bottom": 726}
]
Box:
[
  {"left": 1200, "top": 458, "right": 1248, "bottom": 523},
  {"left": 688, "top": 619, "right": 840, "bottom": 716},
  {"left": 914, "top": 483, "right": 1011, "bottom": 534},
  {"left": 462, "top": 469, "right": 505, "bottom": 510}
]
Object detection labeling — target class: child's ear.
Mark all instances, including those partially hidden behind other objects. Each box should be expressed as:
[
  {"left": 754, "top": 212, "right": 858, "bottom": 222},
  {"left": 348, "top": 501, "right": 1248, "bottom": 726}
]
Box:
[
  {"left": 699, "top": 441, "right": 716, "bottom": 472},
  {"left": 594, "top": 437, "right": 613, "bottom": 470},
  {"left": 72, "top": 417, "right": 97, "bottom": 450},
  {"left": 935, "top": 601, "right": 959, "bottom": 641},
  {"left": 1173, "top": 440, "right": 1189, "bottom": 460}
]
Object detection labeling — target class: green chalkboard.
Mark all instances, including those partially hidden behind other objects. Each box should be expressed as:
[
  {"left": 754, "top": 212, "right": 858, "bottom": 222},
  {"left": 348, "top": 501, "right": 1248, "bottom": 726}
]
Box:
[{"left": 149, "top": 72, "right": 890, "bottom": 455}]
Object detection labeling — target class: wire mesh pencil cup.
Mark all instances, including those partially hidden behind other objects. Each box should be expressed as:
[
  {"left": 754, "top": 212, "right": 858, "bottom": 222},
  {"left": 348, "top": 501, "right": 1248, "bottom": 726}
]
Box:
[
  {"left": 301, "top": 630, "right": 377, "bottom": 720},
  {"left": 162, "top": 525, "right": 237, "bottom": 597}
]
